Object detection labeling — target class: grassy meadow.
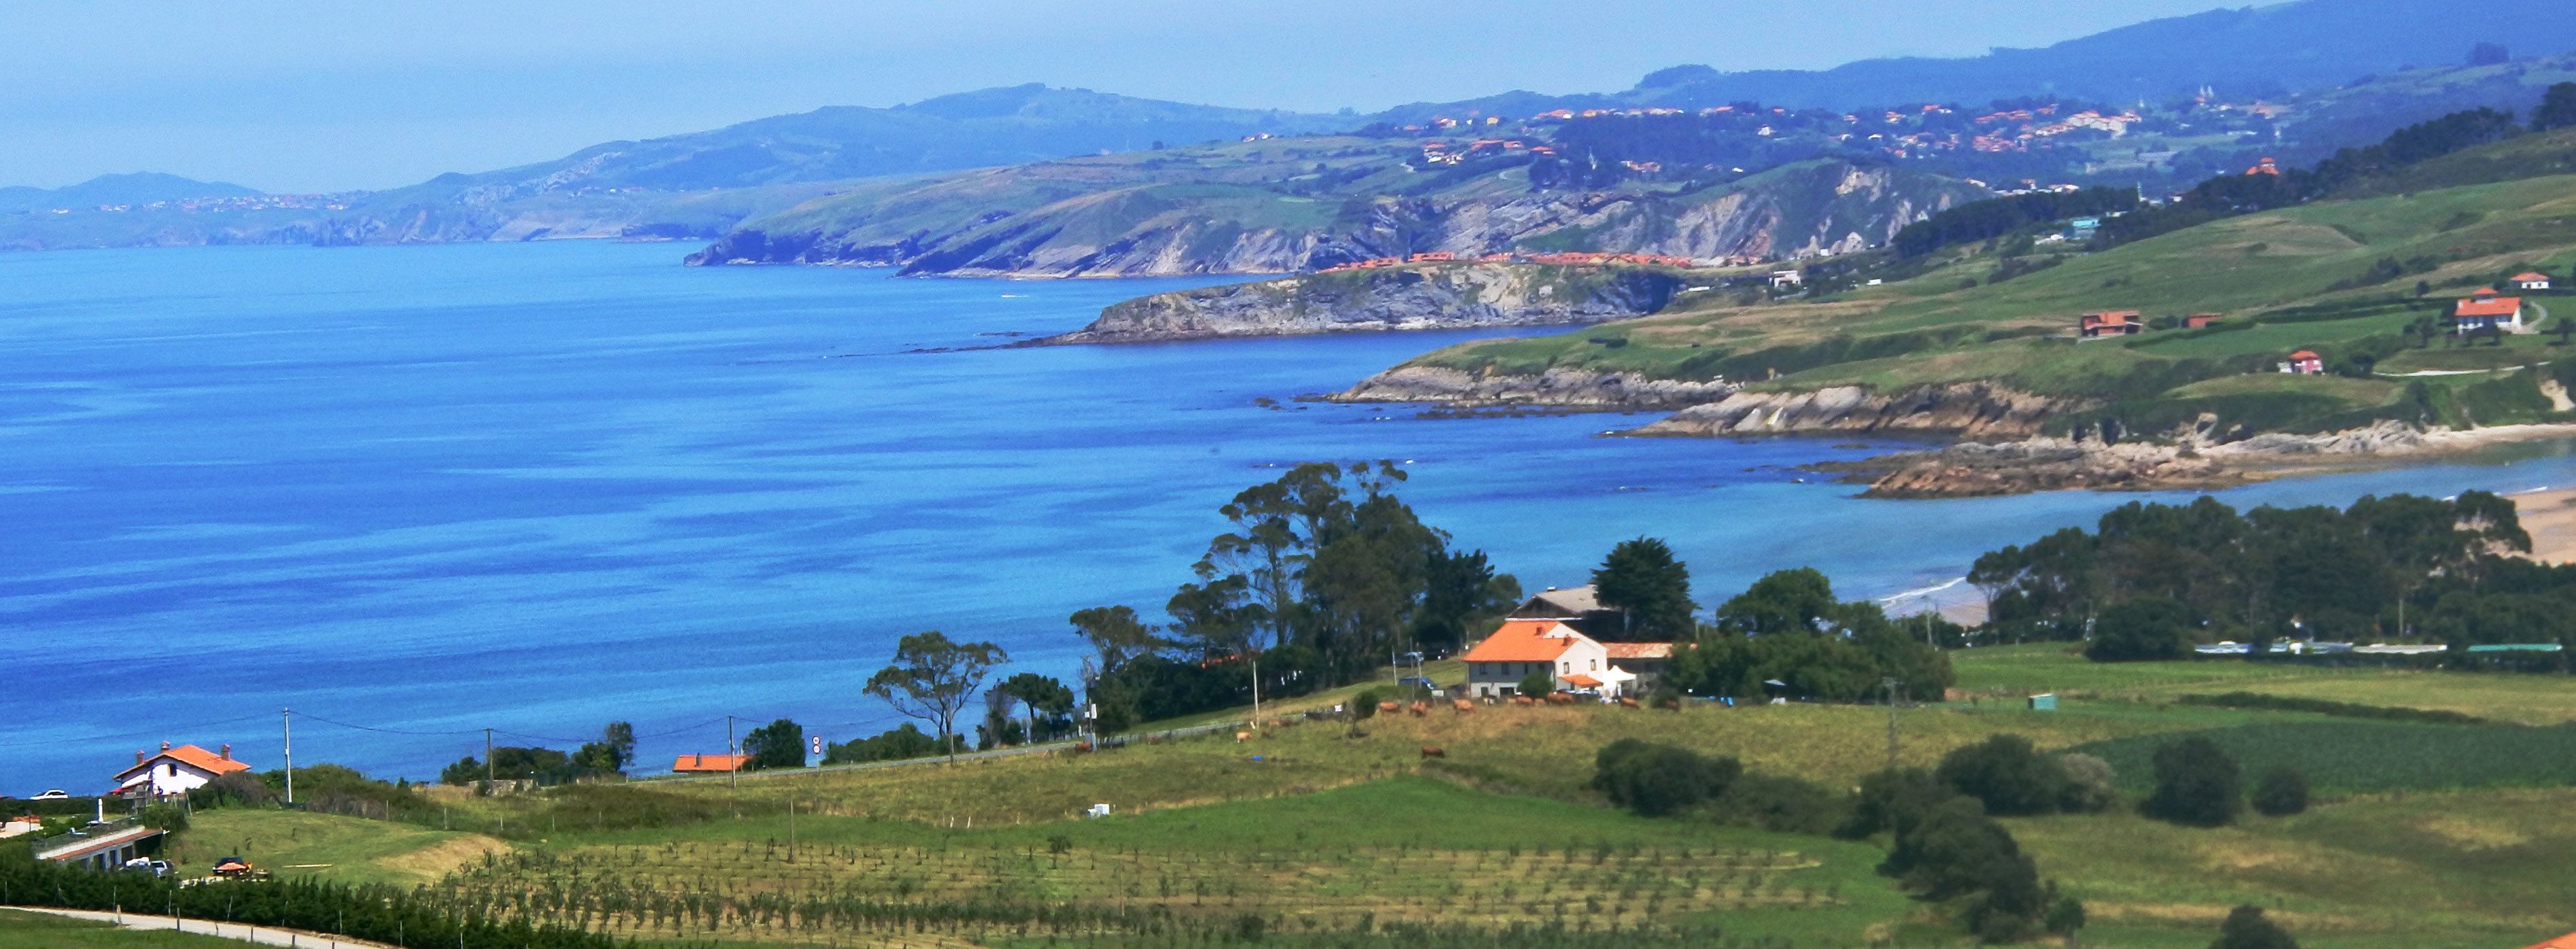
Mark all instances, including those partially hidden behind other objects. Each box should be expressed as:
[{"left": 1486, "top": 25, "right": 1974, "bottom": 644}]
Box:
[{"left": 114, "top": 647, "right": 2576, "bottom": 948}]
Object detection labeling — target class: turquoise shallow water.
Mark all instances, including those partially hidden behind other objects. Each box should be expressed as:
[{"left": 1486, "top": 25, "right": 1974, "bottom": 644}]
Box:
[{"left": 5, "top": 240, "right": 2573, "bottom": 791}]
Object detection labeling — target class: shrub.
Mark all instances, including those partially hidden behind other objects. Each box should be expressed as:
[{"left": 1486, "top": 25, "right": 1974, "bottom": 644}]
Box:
[
  {"left": 1836, "top": 767, "right": 1950, "bottom": 840},
  {"left": 1516, "top": 669, "right": 1556, "bottom": 697},
  {"left": 1878, "top": 795, "right": 2048, "bottom": 943},
  {"left": 2211, "top": 905, "right": 2301, "bottom": 949},
  {"left": 1590, "top": 738, "right": 1740, "bottom": 816},
  {"left": 2143, "top": 736, "right": 2242, "bottom": 827},
  {"left": 1351, "top": 689, "right": 1383, "bottom": 719},
  {"left": 2252, "top": 765, "right": 2310, "bottom": 817},
  {"left": 1937, "top": 734, "right": 2069, "bottom": 816},
  {"left": 2085, "top": 597, "right": 2196, "bottom": 661},
  {"left": 2056, "top": 753, "right": 2118, "bottom": 812},
  {"left": 1713, "top": 772, "right": 1844, "bottom": 834}
]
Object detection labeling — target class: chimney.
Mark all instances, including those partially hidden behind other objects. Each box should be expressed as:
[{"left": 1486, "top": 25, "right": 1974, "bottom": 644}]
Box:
[
  {"left": 135, "top": 749, "right": 146, "bottom": 765},
  {"left": 220, "top": 744, "right": 231, "bottom": 761},
  {"left": 160, "top": 740, "right": 171, "bottom": 752}
]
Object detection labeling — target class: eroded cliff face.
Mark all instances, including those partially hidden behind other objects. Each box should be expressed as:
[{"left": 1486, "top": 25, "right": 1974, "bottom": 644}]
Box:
[
  {"left": 692, "top": 161, "right": 1981, "bottom": 277},
  {"left": 1335, "top": 366, "right": 1738, "bottom": 409},
  {"left": 1633, "top": 382, "right": 2083, "bottom": 440},
  {"left": 1039, "top": 264, "right": 1684, "bottom": 344}
]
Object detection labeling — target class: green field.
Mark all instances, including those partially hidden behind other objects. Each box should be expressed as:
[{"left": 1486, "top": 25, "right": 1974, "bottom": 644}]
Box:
[
  {"left": 1394, "top": 133, "right": 2576, "bottom": 437},
  {"left": 0, "top": 910, "right": 245, "bottom": 949},
  {"left": 115, "top": 646, "right": 2576, "bottom": 949}
]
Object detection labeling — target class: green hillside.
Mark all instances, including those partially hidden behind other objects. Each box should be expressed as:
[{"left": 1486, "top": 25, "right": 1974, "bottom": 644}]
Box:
[{"left": 1393, "top": 138, "right": 2576, "bottom": 436}]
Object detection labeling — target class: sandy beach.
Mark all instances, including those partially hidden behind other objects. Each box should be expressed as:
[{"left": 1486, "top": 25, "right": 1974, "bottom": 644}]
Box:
[{"left": 2511, "top": 487, "right": 2576, "bottom": 565}]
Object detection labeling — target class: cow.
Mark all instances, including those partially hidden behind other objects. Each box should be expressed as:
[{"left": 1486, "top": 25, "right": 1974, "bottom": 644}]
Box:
[
  {"left": 1378, "top": 700, "right": 1402, "bottom": 714},
  {"left": 1510, "top": 695, "right": 1537, "bottom": 706},
  {"left": 1420, "top": 746, "right": 1446, "bottom": 759},
  {"left": 1406, "top": 702, "right": 1429, "bottom": 717},
  {"left": 1546, "top": 692, "right": 1575, "bottom": 706},
  {"left": 1234, "top": 730, "right": 1252, "bottom": 743},
  {"left": 1073, "top": 740, "right": 1095, "bottom": 753},
  {"left": 1617, "top": 697, "right": 1640, "bottom": 709},
  {"left": 1452, "top": 698, "right": 1476, "bottom": 714}
]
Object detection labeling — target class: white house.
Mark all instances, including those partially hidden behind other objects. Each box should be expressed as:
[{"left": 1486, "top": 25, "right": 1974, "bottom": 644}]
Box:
[
  {"left": 1461, "top": 619, "right": 1634, "bottom": 698},
  {"left": 2513, "top": 271, "right": 2553, "bottom": 292},
  {"left": 114, "top": 742, "right": 252, "bottom": 799}
]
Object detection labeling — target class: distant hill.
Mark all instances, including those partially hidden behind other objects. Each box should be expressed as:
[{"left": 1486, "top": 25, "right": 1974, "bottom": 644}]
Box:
[
  {"left": 0, "top": 173, "right": 258, "bottom": 214},
  {"left": 1605, "top": 0, "right": 2576, "bottom": 111}
]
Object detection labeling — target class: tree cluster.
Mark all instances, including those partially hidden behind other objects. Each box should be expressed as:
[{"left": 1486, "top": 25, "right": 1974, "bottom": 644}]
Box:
[
  {"left": 1969, "top": 494, "right": 2537, "bottom": 657},
  {"left": 1935, "top": 735, "right": 2118, "bottom": 816},
  {"left": 2095, "top": 107, "right": 2528, "bottom": 247},
  {"left": 824, "top": 723, "right": 962, "bottom": 765},
  {"left": 1073, "top": 462, "right": 1520, "bottom": 729},
  {"left": 1836, "top": 768, "right": 2078, "bottom": 944},
  {"left": 1891, "top": 186, "right": 2139, "bottom": 258},
  {"left": 1660, "top": 567, "right": 1954, "bottom": 702}
]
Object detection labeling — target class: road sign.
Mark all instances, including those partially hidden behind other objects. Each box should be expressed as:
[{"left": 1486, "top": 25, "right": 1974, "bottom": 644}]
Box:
[{"left": 810, "top": 736, "right": 822, "bottom": 755}]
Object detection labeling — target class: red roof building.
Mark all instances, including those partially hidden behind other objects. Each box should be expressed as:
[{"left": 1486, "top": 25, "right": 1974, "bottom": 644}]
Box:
[
  {"left": 2456, "top": 289, "right": 2526, "bottom": 332},
  {"left": 2080, "top": 311, "right": 2143, "bottom": 339},
  {"left": 2286, "top": 349, "right": 2324, "bottom": 375},
  {"left": 2522, "top": 933, "right": 2576, "bottom": 949},
  {"left": 114, "top": 742, "right": 252, "bottom": 798},
  {"left": 2512, "top": 271, "right": 2554, "bottom": 291},
  {"left": 672, "top": 753, "right": 751, "bottom": 774}
]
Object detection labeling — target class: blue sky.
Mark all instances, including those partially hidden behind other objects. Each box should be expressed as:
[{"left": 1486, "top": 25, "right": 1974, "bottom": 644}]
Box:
[{"left": 8, "top": 0, "right": 2226, "bottom": 192}]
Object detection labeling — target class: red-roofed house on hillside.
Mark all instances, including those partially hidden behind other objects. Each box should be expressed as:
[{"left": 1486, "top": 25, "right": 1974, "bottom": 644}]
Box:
[
  {"left": 672, "top": 753, "right": 750, "bottom": 774},
  {"left": 2513, "top": 271, "right": 2554, "bottom": 291},
  {"left": 1463, "top": 620, "right": 1622, "bottom": 698},
  {"left": 114, "top": 742, "right": 251, "bottom": 798},
  {"left": 2455, "top": 288, "right": 2527, "bottom": 334},
  {"left": 2186, "top": 313, "right": 2223, "bottom": 329},
  {"left": 2080, "top": 311, "right": 2141, "bottom": 339},
  {"left": 2522, "top": 932, "right": 2576, "bottom": 949},
  {"left": 2285, "top": 349, "right": 2325, "bottom": 375}
]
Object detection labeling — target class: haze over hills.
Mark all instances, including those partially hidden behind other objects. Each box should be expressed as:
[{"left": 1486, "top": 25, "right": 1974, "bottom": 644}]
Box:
[
  {"left": 7, "top": 0, "right": 2575, "bottom": 256},
  {"left": 0, "top": 173, "right": 258, "bottom": 214}
]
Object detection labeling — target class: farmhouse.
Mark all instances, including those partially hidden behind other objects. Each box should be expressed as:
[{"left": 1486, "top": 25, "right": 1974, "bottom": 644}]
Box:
[
  {"left": 2185, "top": 313, "right": 2222, "bottom": 329},
  {"left": 672, "top": 753, "right": 750, "bottom": 774},
  {"left": 2454, "top": 288, "right": 2526, "bottom": 333},
  {"left": 113, "top": 742, "right": 251, "bottom": 799},
  {"left": 2079, "top": 311, "right": 2141, "bottom": 339},
  {"left": 2284, "top": 349, "right": 2324, "bottom": 375},
  {"left": 2513, "top": 271, "right": 2553, "bottom": 292},
  {"left": 1462, "top": 620, "right": 1625, "bottom": 698},
  {"left": 1509, "top": 585, "right": 1621, "bottom": 638}
]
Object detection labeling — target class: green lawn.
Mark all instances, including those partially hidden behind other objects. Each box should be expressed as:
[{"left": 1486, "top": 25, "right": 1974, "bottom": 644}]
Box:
[
  {"left": 162, "top": 808, "right": 499, "bottom": 886},
  {"left": 0, "top": 910, "right": 245, "bottom": 949}
]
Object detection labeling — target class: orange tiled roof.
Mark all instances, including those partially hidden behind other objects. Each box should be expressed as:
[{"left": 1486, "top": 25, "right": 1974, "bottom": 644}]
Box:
[
  {"left": 116, "top": 744, "right": 252, "bottom": 780},
  {"left": 1462, "top": 620, "right": 1582, "bottom": 663},
  {"left": 1563, "top": 674, "right": 1603, "bottom": 688},
  {"left": 2512, "top": 272, "right": 2552, "bottom": 282},
  {"left": 2523, "top": 933, "right": 2576, "bottom": 949},
  {"left": 2458, "top": 296, "right": 2524, "bottom": 318},
  {"left": 1604, "top": 642, "right": 1674, "bottom": 659},
  {"left": 2290, "top": 350, "right": 2320, "bottom": 360},
  {"left": 673, "top": 753, "right": 751, "bottom": 774}
]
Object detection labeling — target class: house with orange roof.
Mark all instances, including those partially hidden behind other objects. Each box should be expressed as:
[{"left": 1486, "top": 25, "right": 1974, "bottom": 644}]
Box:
[
  {"left": 114, "top": 742, "right": 252, "bottom": 798},
  {"left": 1461, "top": 619, "right": 1621, "bottom": 699},
  {"left": 2513, "top": 271, "right": 2553, "bottom": 291},
  {"left": 2523, "top": 931, "right": 2576, "bottom": 949},
  {"left": 2079, "top": 311, "right": 2142, "bottom": 339},
  {"left": 2454, "top": 287, "right": 2526, "bottom": 334},
  {"left": 2284, "top": 349, "right": 2324, "bottom": 375},
  {"left": 672, "top": 753, "right": 751, "bottom": 774}
]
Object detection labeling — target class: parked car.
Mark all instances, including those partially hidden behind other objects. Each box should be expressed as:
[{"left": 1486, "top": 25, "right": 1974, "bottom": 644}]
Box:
[
  {"left": 122, "top": 858, "right": 171, "bottom": 877},
  {"left": 29, "top": 789, "right": 70, "bottom": 801}
]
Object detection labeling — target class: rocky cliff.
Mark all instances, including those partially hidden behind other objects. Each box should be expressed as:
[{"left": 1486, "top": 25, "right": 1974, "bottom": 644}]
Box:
[
  {"left": 1039, "top": 263, "right": 1684, "bottom": 344},
  {"left": 1632, "top": 382, "right": 2082, "bottom": 439},
  {"left": 1336, "top": 366, "right": 1738, "bottom": 409}
]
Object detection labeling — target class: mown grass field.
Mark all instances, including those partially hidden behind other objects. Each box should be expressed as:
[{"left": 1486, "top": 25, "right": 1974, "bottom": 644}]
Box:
[
  {"left": 0, "top": 910, "right": 245, "bottom": 948},
  {"left": 160, "top": 808, "right": 501, "bottom": 887},
  {"left": 147, "top": 648, "right": 2576, "bottom": 949}
]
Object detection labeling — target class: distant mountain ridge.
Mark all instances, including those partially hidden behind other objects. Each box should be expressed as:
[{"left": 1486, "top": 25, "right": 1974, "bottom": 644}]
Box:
[{"left": 0, "top": 173, "right": 257, "bottom": 214}]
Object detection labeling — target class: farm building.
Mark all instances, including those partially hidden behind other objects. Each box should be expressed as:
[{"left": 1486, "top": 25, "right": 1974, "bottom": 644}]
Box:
[
  {"left": 2284, "top": 349, "right": 2324, "bottom": 375},
  {"left": 113, "top": 742, "right": 251, "bottom": 799},
  {"left": 2513, "top": 271, "right": 2553, "bottom": 292},
  {"left": 2078, "top": 311, "right": 2141, "bottom": 339},
  {"left": 1508, "top": 585, "right": 1623, "bottom": 638},
  {"left": 1463, "top": 620, "right": 1624, "bottom": 698},
  {"left": 2454, "top": 288, "right": 2526, "bottom": 333},
  {"left": 671, "top": 753, "right": 751, "bottom": 774}
]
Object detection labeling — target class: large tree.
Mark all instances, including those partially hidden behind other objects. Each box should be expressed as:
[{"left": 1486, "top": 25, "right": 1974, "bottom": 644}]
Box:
[
  {"left": 997, "top": 672, "right": 1077, "bottom": 744},
  {"left": 741, "top": 719, "right": 806, "bottom": 771},
  {"left": 1070, "top": 606, "right": 1163, "bottom": 670},
  {"left": 2533, "top": 82, "right": 2576, "bottom": 133},
  {"left": 1593, "top": 537, "right": 1696, "bottom": 639},
  {"left": 864, "top": 632, "right": 1008, "bottom": 763}
]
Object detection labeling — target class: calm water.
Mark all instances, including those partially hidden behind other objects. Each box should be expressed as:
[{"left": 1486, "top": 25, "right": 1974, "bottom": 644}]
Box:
[{"left": 7, "top": 241, "right": 2573, "bottom": 792}]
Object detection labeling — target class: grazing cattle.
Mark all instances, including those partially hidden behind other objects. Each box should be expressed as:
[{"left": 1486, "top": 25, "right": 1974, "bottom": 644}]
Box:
[
  {"left": 1407, "top": 702, "right": 1429, "bottom": 717},
  {"left": 1073, "top": 740, "right": 1095, "bottom": 753},
  {"left": 1452, "top": 698, "right": 1476, "bottom": 714},
  {"left": 1658, "top": 697, "right": 1682, "bottom": 710},
  {"left": 1234, "top": 730, "right": 1252, "bottom": 743},
  {"left": 1420, "top": 746, "right": 1446, "bottom": 759},
  {"left": 1378, "top": 700, "right": 1402, "bottom": 714},
  {"left": 1546, "top": 692, "right": 1575, "bottom": 706},
  {"left": 1510, "top": 695, "right": 1537, "bottom": 706},
  {"left": 1265, "top": 719, "right": 1289, "bottom": 729},
  {"left": 1146, "top": 734, "right": 1166, "bottom": 744},
  {"left": 1617, "top": 697, "right": 1640, "bottom": 708}
]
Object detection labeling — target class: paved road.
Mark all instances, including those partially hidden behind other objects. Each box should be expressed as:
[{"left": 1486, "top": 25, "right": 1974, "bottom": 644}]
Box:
[{"left": 3, "top": 907, "right": 399, "bottom": 948}]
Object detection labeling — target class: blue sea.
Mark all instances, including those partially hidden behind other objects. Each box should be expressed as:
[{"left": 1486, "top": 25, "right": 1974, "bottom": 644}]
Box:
[{"left": 6, "top": 241, "right": 2573, "bottom": 793}]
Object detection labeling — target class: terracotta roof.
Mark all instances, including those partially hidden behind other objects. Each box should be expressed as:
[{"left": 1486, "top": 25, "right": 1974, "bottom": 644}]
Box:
[
  {"left": 2524, "top": 933, "right": 2576, "bottom": 949},
  {"left": 673, "top": 753, "right": 750, "bottom": 774},
  {"left": 1563, "top": 674, "right": 1603, "bottom": 688},
  {"left": 115, "top": 744, "right": 252, "bottom": 781},
  {"left": 2458, "top": 296, "right": 2524, "bottom": 318},
  {"left": 1604, "top": 642, "right": 1674, "bottom": 659},
  {"left": 1462, "top": 620, "right": 1584, "bottom": 663},
  {"left": 2290, "top": 350, "right": 2320, "bottom": 360},
  {"left": 2513, "top": 272, "right": 2552, "bottom": 282}
]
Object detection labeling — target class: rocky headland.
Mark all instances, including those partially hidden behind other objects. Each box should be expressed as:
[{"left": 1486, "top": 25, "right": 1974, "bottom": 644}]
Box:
[{"left": 1037, "top": 263, "right": 1685, "bottom": 345}]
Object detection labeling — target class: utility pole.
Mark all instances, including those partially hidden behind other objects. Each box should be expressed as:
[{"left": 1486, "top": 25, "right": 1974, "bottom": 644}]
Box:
[
  {"left": 282, "top": 709, "right": 294, "bottom": 806},
  {"left": 726, "top": 715, "right": 737, "bottom": 791},
  {"left": 1882, "top": 678, "right": 1903, "bottom": 771},
  {"left": 1249, "top": 654, "right": 1261, "bottom": 727},
  {"left": 484, "top": 729, "right": 494, "bottom": 788}
]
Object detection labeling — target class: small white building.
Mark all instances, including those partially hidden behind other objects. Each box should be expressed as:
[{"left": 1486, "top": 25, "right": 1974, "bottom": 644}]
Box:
[
  {"left": 1461, "top": 619, "right": 1633, "bottom": 698},
  {"left": 2513, "top": 271, "right": 2553, "bottom": 292},
  {"left": 114, "top": 742, "right": 252, "bottom": 799}
]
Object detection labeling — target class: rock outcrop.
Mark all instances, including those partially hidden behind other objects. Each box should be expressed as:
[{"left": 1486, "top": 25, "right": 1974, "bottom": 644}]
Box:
[
  {"left": 1633, "top": 382, "right": 2078, "bottom": 439},
  {"left": 1038, "top": 263, "right": 1684, "bottom": 344},
  {"left": 1336, "top": 366, "right": 1738, "bottom": 409},
  {"left": 1835, "top": 420, "right": 2576, "bottom": 498}
]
